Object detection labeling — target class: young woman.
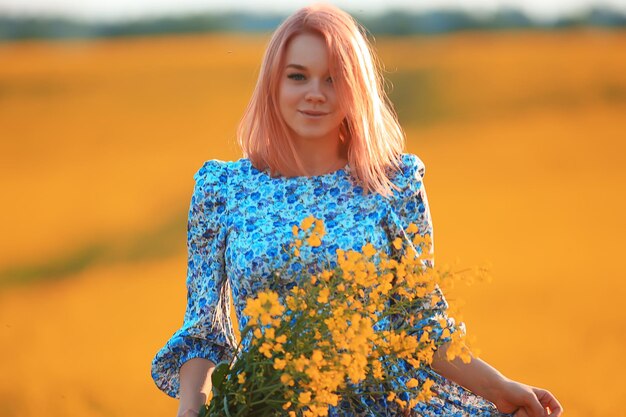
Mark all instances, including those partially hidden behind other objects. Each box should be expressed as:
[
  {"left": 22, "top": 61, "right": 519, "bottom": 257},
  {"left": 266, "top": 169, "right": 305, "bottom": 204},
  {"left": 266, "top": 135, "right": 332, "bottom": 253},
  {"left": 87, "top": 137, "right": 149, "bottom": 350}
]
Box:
[{"left": 151, "top": 4, "right": 563, "bottom": 417}]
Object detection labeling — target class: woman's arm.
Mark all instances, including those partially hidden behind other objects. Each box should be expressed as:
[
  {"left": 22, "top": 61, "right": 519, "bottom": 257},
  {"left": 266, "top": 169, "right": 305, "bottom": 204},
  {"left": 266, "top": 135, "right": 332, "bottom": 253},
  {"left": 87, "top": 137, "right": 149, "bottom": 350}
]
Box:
[
  {"left": 177, "top": 358, "right": 217, "bottom": 417},
  {"left": 431, "top": 342, "right": 563, "bottom": 417},
  {"left": 431, "top": 341, "right": 508, "bottom": 403}
]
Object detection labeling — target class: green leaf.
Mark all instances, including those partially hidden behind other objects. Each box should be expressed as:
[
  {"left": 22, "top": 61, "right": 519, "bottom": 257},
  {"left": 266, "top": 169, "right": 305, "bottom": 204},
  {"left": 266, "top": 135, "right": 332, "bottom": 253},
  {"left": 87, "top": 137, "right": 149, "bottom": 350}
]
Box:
[
  {"left": 211, "top": 360, "right": 231, "bottom": 394},
  {"left": 223, "top": 394, "right": 233, "bottom": 417},
  {"left": 197, "top": 404, "right": 209, "bottom": 417}
]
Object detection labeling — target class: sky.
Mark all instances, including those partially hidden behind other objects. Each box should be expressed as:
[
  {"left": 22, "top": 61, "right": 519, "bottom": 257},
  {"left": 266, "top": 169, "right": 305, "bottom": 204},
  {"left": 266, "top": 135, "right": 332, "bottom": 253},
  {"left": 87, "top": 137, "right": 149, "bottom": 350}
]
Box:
[{"left": 0, "top": 0, "right": 625, "bottom": 22}]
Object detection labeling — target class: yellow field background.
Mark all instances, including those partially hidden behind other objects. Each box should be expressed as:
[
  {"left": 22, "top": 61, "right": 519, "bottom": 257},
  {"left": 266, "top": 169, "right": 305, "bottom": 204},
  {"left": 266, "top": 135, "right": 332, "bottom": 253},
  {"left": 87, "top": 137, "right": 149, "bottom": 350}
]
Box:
[{"left": 1, "top": 30, "right": 625, "bottom": 416}]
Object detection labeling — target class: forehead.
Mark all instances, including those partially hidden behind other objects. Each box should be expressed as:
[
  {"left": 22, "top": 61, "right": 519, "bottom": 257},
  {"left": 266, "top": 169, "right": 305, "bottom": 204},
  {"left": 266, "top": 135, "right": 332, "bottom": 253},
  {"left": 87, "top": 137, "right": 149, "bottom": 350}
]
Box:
[{"left": 283, "top": 32, "right": 330, "bottom": 69}]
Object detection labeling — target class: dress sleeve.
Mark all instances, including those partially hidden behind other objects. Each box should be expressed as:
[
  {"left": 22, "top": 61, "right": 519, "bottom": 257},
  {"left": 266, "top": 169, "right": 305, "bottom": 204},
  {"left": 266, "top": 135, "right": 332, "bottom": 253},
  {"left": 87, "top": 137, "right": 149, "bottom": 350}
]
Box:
[
  {"left": 151, "top": 160, "right": 236, "bottom": 399},
  {"left": 386, "top": 153, "right": 465, "bottom": 349}
]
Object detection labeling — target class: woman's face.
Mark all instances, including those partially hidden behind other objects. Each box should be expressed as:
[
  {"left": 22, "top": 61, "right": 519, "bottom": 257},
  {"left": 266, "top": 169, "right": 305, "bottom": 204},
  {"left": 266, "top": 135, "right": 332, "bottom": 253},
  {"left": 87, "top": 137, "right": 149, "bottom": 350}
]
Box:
[{"left": 278, "top": 32, "right": 346, "bottom": 146}]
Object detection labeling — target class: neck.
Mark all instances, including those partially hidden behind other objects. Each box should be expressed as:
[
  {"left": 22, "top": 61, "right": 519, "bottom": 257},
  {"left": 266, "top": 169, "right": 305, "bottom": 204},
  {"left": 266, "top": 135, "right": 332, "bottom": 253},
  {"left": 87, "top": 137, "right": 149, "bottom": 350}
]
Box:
[{"left": 288, "top": 132, "right": 348, "bottom": 177}]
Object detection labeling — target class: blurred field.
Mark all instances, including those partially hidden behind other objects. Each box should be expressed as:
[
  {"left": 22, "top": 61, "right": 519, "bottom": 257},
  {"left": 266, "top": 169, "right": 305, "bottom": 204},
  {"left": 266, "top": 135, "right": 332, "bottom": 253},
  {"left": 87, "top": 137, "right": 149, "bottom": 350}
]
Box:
[{"left": 0, "top": 30, "right": 625, "bottom": 417}]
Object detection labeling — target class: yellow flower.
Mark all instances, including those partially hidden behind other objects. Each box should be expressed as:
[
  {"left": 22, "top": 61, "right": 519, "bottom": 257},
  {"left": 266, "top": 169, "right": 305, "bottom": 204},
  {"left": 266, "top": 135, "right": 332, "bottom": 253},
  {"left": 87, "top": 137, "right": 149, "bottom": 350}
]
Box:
[
  {"left": 259, "top": 342, "right": 273, "bottom": 358},
  {"left": 314, "top": 219, "right": 326, "bottom": 235},
  {"left": 273, "top": 342, "right": 285, "bottom": 353},
  {"left": 422, "top": 378, "right": 434, "bottom": 392},
  {"left": 237, "top": 372, "right": 246, "bottom": 384},
  {"left": 372, "top": 360, "right": 384, "bottom": 379},
  {"left": 305, "top": 365, "right": 321, "bottom": 381},
  {"left": 307, "top": 234, "right": 322, "bottom": 247},
  {"left": 362, "top": 242, "right": 377, "bottom": 258},
  {"left": 274, "top": 358, "right": 287, "bottom": 370},
  {"left": 300, "top": 215, "right": 315, "bottom": 230},
  {"left": 281, "top": 373, "right": 295, "bottom": 386},
  {"left": 317, "top": 287, "right": 330, "bottom": 303},
  {"left": 311, "top": 349, "right": 324, "bottom": 365},
  {"left": 394, "top": 398, "right": 407, "bottom": 408},
  {"left": 320, "top": 270, "right": 333, "bottom": 281},
  {"left": 298, "top": 391, "right": 312, "bottom": 404},
  {"left": 234, "top": 215, "right": 478, "bottom": 417},
  {"left": 417, "top": 378, "right": 435, "bottom": 402},
  {"left": 243, "top": 290, "right": 285, "bottom": 325},
  {"left": 283, "top": 401, "right": 292, "bottom": 410},
  {"left": 406, "top": 378, "right": 419, "bottom": 388}
]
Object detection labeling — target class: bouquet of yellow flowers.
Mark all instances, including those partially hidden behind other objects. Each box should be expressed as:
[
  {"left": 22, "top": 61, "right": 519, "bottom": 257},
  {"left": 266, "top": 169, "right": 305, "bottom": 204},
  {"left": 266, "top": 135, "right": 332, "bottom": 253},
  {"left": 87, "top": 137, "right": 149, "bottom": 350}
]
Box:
[{"left": 198, "top": 216, "right": 480, "bottom": 417}]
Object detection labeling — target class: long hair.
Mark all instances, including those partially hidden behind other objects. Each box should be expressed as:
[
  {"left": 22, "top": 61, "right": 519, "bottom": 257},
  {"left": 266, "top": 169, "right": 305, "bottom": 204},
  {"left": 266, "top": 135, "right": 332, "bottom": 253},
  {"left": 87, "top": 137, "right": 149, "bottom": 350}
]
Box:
[{"left": 237, "top": 3, "right": 406, "bottom": 198}]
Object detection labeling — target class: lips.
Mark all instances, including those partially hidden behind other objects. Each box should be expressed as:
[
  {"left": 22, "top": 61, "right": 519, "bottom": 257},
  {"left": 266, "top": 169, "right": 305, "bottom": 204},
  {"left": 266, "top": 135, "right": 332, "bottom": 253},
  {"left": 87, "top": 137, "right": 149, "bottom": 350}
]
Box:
[{"left": 299, "top": 110, "right": 328, "bottom": 116}]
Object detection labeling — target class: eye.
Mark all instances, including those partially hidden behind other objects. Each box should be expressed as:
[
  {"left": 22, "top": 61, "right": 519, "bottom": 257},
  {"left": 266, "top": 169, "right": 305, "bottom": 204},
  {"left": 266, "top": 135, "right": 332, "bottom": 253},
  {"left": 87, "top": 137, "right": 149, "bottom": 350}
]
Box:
[
  {"left": 326, "top": 76, "right": 333, "bottom": 84},
  {"left": 287, "top": 73, "right": 306, "bottom": 81}
]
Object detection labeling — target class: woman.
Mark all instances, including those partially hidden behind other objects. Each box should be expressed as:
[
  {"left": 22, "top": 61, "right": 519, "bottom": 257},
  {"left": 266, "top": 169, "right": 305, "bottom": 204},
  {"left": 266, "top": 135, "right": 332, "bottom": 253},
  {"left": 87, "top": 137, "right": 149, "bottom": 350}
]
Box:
[{"left": 151, "top": 4, "right": 563, "bottom": 417}]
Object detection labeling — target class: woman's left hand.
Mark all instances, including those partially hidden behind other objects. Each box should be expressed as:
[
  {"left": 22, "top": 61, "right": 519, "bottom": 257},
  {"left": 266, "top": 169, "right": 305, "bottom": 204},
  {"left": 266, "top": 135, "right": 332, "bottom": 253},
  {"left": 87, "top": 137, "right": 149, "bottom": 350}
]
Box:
[{"left": 491, "top": 378, "right": 563, "bottom": 417}]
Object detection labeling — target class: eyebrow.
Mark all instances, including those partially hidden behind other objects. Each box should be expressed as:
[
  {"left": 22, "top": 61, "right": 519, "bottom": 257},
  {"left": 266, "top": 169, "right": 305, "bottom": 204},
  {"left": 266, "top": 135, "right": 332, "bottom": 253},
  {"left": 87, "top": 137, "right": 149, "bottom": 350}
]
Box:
[{"left": 285, "top": 64, "right": 307, "bottom": 70}]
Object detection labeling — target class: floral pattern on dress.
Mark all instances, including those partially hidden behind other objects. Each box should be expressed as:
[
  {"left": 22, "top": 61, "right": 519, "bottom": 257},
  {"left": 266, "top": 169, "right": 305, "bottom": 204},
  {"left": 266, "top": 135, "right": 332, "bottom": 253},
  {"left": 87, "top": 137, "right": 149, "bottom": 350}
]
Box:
[{"left": 151, "top": 153, "right": 514, "bottom": 417}]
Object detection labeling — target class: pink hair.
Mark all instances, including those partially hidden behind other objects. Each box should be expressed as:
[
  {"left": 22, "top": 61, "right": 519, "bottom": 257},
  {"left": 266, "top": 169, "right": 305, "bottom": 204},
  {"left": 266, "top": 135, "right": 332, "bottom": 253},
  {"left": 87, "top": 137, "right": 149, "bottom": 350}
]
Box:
[{"left": 237, "top": 3, "right": 406, "bottom": 198}]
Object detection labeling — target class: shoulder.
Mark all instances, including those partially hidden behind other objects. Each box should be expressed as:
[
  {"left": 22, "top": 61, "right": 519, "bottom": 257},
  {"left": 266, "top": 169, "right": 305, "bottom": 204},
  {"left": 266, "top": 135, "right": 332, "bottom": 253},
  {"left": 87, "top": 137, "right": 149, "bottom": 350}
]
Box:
[
  {"left": 190, "top": 159, "right": 246, "bottom": 221},
  {"left": 193, "top": 157, "right": 250, "bottom": 187},
  {"left": 391, "top": 153, "right": 427, "bottom": 196},
  {"left": 398, "top": 152, "right": 426, "bottom": 180},
  {"left": 193, "top": 159, "right": 230, "bottom": 187}
]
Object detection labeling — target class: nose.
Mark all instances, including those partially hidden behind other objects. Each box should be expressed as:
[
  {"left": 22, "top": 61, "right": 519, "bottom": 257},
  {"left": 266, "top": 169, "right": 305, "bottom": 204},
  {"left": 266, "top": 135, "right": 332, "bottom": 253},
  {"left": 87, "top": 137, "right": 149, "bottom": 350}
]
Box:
[{"left": 305, "top": 79, "right": 326, "bottom": 103}]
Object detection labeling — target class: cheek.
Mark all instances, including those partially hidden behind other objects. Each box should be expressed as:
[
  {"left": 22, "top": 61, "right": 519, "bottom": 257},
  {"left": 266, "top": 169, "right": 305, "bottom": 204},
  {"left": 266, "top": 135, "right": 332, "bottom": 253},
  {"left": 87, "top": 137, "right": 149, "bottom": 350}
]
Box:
[
  {"left": 279, "top": 85, "right": 299, "bottom": 108},
  {"left": 331, "top": 113, "right": 346, "bottom": 129},
  {"left": 328, "top": 90, "right": 344, "bottom": 113}
]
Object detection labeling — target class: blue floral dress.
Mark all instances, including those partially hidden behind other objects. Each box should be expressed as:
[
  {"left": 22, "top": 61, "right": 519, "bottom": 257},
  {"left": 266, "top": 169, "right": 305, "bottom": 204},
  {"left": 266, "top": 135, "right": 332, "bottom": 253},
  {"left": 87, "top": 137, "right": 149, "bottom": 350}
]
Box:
[{"left": 151, "top": 153, "right": 514, "bottom": 417}]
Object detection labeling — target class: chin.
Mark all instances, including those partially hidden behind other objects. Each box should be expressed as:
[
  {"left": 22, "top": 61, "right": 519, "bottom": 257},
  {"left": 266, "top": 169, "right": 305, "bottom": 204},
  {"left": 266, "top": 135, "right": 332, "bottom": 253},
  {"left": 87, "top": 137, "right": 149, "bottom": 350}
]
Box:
[{"left": 293, "top": 131, "right": 333, "bottom": 141}]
